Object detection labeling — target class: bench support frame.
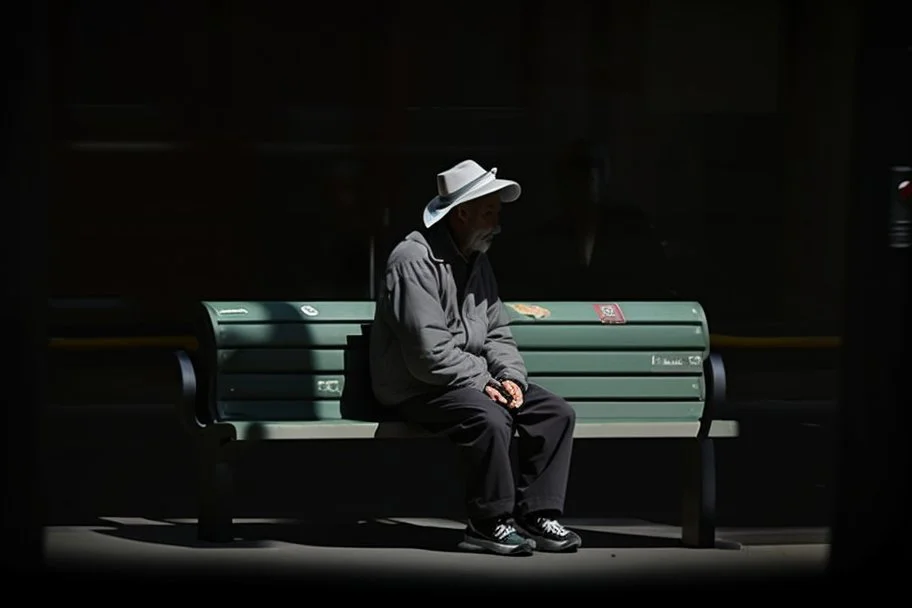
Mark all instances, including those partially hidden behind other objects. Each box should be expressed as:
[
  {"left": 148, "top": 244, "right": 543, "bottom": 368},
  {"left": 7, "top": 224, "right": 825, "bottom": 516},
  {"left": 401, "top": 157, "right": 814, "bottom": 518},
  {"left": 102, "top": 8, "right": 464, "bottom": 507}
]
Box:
[
  {"left": 681, "top": 435, "right": 738, "bottom": 548},
  {"left": 177, "top": 349, "right": 741, "bottom": 549},
  {"left": 198, "top": 426, "right": 237, "bottom": 543},
  {"left": 680, "top": 353, "right": 742, "bottom": 549}
]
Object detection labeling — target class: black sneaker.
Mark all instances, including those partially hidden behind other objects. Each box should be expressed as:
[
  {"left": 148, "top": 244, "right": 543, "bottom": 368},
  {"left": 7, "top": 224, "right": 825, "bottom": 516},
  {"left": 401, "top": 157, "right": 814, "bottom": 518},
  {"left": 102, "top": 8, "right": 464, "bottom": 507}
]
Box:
[
  {"left": 459, "top": 516, "right": 536, "bottom": 556},
  {"left": 515, "top": 515, "right": 582, "bottom": 552}
]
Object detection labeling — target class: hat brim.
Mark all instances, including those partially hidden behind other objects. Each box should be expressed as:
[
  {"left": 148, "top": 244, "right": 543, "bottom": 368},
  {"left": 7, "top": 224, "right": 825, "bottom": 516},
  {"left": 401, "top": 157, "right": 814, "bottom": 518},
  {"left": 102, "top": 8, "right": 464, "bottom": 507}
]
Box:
[{"left": 423, "top": 178, "right": 521, "bottom": 228}]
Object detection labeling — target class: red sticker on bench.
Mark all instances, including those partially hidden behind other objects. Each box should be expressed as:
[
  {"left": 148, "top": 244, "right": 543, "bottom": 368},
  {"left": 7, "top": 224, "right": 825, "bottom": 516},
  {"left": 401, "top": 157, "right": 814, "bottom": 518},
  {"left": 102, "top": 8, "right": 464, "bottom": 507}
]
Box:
[{"left": 594, "top": 303, "right": 627, "bottom": 324}]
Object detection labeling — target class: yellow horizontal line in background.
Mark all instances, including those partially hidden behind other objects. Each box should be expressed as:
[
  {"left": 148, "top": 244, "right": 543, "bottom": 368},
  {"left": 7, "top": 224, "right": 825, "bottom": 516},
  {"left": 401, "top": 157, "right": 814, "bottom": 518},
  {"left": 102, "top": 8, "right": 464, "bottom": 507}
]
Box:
[
  {"left": 48, "top": 334, "right": 842, "bottom": 351},
  {"left": 49, "top": 336, "right": 200, "bottom": 351}
]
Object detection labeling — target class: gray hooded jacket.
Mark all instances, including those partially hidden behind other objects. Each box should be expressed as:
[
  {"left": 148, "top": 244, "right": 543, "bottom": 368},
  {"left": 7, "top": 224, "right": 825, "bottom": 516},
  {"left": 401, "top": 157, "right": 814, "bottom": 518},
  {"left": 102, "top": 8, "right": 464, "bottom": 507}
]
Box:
[{"left": 369, "top": 224, "right": 528, "bottom": 406}]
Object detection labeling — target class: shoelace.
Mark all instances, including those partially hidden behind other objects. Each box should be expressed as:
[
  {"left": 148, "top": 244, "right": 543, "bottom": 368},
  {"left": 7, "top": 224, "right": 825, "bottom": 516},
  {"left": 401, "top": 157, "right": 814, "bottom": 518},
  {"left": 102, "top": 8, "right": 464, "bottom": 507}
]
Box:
[
  {"left": 493, "top": 522, "right": 518, "bottom": 541},
  {"left": 538, "top": 518, "right": 570, "bottom": 537}
]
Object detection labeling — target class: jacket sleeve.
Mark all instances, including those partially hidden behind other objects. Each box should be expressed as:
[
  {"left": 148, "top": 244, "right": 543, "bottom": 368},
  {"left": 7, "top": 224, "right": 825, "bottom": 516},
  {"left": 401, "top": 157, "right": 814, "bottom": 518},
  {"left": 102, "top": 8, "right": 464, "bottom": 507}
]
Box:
[
  {"left": 482, "top": 298, "right": 529, "bottom": 391},
  {"left": 381, "top": 259, "right": 492, "bottom": 391}
]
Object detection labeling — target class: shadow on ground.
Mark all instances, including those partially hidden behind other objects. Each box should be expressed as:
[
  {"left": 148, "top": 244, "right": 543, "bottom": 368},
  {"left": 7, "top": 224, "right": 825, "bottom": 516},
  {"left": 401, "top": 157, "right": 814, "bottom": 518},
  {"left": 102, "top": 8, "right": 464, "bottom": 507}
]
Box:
[{"left": 87, "top": 519, "right": 686, "bottom": 552}]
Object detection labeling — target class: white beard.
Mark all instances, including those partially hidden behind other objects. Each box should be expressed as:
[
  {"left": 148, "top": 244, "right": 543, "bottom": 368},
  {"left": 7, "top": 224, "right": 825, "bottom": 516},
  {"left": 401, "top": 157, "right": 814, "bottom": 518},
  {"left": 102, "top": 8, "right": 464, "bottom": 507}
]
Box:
[{"left": 466, "top": 226, "right": 501, "bottom": 254}]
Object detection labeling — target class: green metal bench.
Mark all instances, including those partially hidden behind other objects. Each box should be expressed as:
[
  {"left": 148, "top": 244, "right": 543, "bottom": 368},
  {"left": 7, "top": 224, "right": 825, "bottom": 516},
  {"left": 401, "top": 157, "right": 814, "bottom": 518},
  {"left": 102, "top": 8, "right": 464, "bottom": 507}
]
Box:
[{"left": 175, "top": 300, "right": 739, "bottom": 547}]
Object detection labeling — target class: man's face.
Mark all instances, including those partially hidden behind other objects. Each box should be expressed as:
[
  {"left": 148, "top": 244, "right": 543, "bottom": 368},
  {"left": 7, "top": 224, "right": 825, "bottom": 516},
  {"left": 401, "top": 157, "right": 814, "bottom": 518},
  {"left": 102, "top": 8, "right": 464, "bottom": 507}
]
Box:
[{"left": 455, "top": 193, "right": 502, "bottom": 254}]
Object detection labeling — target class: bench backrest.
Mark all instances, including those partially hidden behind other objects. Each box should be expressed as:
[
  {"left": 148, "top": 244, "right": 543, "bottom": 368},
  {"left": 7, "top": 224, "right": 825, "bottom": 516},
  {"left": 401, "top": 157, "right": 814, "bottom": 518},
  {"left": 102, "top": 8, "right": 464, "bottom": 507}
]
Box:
[{"left": 196, "top": 300, "right": 710, "bottom": 425}]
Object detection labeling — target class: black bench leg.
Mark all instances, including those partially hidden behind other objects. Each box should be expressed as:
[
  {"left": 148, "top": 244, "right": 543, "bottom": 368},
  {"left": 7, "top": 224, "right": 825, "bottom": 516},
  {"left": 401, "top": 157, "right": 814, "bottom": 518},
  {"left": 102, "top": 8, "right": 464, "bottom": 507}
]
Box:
[
  {"left": 198, "top": 431, "right": 235, "bottom": 543},
  {"left": 681, "top": 437, "right": 741, "bottom": 549}
]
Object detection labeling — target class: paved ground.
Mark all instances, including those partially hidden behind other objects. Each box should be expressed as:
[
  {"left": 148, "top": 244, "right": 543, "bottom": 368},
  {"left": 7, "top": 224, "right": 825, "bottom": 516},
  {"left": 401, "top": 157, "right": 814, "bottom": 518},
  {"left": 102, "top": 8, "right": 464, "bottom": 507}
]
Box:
[{"left": 45, "top": 516, "right": 829, "bottom": 586}]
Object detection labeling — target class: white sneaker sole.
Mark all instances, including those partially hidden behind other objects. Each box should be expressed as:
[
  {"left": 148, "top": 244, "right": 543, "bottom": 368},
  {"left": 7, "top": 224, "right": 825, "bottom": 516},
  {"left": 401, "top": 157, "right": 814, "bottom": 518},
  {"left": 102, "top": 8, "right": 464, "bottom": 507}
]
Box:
[{"left": 458, "top": 536, "right": 536, "bottom": 556}]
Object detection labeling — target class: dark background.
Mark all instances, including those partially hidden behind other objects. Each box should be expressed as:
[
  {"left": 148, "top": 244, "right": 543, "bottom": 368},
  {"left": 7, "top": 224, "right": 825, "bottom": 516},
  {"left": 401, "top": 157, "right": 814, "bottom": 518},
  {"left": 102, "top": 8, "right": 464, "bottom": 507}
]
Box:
[
  {"left": 48, "top": 0, "right": 896, "bottom": 330},
  {"left": 8, "top": 0, "right": 909, "bottom": 580}
]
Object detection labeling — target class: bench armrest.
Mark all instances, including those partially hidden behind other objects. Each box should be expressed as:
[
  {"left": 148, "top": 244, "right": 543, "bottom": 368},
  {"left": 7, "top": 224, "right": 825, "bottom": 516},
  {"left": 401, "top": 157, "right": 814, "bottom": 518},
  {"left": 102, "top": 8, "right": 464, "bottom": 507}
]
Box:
[
  {"left": 175, "top": 349, "right": 204, "bottom": 432},
  {"left": 699, "top": 352, "right": 728, "bottom": 437}
]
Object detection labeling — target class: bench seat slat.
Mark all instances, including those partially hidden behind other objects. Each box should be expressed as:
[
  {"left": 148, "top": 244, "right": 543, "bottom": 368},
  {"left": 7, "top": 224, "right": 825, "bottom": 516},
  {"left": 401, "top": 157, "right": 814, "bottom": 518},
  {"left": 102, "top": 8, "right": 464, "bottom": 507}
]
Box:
[
  {"left": 503, "top": 301, "right": 705, "bottom": 324},
  {"left": 215, "top": 419, "right": 738, "bottom": 441},
  {"left": 205, "top": 301, "right": 376, "bottom": 323},
  {"left": 215, "top": 400, "right": 705, "bottom": 422},
  {"left": 217, "top": 374, "right": 704, "bottom": 401},
  {"left": 215, "top": 323, "right": 708, "bottom": 350},
  {"left": 509, "top": 324, "right": 707, "bottom": 350},
  {"left": 217, "top": 349, "right": 707, "bottom": 375},
  {"left": 219, "top": 349, "right": 348, "bottom": 373},
  {"left": 523, "top": 351, "right": 705, "bottom": 374},
  {"left": 204, "top": 301, "right": 707, "bottom": 326},
  {"left": 216, "top": 323, "right": 367, "bottom": 348}
]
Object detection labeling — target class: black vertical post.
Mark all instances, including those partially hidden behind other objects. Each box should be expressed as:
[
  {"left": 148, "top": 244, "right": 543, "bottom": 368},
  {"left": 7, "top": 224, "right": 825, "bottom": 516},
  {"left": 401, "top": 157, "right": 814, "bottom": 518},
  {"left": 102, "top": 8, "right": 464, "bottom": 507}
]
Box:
[
  {"left": 4, "top": 0, "right": 48, "bottom": 572},
  {"left": 830, "top": 0, "right": 911, "bottom": 576}
]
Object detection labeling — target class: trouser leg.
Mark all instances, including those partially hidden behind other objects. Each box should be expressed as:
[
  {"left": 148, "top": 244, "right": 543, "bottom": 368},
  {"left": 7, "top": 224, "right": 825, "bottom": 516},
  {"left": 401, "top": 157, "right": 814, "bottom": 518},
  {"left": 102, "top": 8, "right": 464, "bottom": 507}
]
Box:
[
  {"left": 511, "top": 383, "right": 576, "bottom": 517},
  {"left": 397, "top": 387, "right": 516, "bottom": 519}
]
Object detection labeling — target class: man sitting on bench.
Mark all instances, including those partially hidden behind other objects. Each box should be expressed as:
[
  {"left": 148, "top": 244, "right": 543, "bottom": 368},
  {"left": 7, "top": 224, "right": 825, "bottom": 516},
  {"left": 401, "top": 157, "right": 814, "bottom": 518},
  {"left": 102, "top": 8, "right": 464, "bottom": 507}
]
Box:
[{"left": 369, "top": 159, "right": 582, "bottom": 556}]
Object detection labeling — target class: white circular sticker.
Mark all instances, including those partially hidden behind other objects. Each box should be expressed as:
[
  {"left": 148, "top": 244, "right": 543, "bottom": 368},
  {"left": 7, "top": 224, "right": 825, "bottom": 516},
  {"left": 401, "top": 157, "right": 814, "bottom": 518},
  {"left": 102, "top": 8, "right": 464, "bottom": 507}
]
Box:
[{"left": 300, "top": 305, "right": 319, "bottom": 317}]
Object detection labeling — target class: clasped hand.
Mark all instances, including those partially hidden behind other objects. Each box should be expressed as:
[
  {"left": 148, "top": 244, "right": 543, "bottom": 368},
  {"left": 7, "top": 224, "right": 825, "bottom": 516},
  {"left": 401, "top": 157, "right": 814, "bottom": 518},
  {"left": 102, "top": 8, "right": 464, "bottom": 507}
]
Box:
[{"left": 484, "top": 379, "right": 524, "bottom": 409}]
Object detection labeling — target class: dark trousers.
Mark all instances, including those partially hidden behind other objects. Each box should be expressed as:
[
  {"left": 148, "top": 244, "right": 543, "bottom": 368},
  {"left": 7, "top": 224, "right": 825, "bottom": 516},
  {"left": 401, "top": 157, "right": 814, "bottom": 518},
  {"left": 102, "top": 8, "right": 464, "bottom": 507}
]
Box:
[{"left": 397, "top": 383, "right": 576, "bottom": 520}]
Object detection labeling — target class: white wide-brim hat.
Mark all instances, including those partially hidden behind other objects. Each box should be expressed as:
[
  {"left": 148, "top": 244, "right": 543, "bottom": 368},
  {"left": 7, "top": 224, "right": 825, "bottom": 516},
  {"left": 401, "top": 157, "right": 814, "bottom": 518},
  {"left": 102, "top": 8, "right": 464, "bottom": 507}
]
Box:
[{"left": 423, "top": 160, "right": 521, "bottom": 228}]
